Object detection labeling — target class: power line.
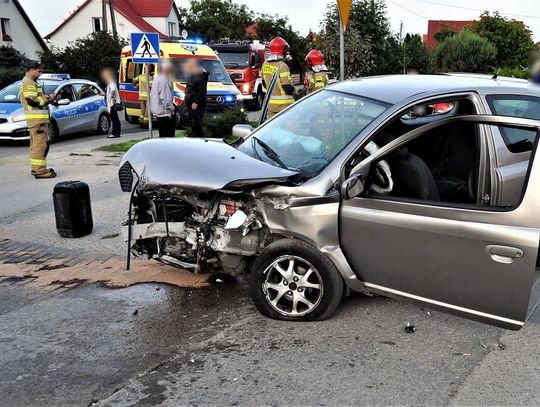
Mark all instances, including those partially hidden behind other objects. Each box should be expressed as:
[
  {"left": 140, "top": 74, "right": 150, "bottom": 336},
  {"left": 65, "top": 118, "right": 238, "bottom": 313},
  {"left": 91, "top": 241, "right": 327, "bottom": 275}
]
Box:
[
  {"left": 413, "top": 0, "right": 540, "bottom": 20},
  {"left": 388, "top": 0, "right": 429, "bottom": 20}
]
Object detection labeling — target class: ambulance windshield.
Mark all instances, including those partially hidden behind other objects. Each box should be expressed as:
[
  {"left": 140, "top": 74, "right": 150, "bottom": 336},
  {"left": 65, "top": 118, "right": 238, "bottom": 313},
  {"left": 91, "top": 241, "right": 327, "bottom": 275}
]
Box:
[{"left": 172, "top": 59, "right": 233, "bottom": 84}]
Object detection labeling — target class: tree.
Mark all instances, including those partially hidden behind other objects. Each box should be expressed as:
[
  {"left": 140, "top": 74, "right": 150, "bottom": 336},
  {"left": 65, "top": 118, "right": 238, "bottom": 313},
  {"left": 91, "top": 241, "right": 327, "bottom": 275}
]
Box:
[
  {"left": 469, "top": 12, "right": 534, "bottom": 68},
  {"left": 399, "top": 34, "right": 431, "bottom": 74},
  {"left": 433, "top": 25, "right": 457, "bottom": 44},
  {"left": 433, "top": 31, "right": 496, "bottom": 73},
  {"left": 39, "top": 31, "right": 127, "bottom": 81},
  {"left": 319, "top": 0, "right": 398, "bottom": 75},
  {"left": 319, "top": 26, "right": 374, "bottom": 78},
  {"left": 251, "top": 14, "right": 310, "bottom": 74},
  {"left": 179, "top": 0, "right": 253, "bottom": 40},
  {"left": 0, "top": 45, "right": 28, "bottom": 69}
]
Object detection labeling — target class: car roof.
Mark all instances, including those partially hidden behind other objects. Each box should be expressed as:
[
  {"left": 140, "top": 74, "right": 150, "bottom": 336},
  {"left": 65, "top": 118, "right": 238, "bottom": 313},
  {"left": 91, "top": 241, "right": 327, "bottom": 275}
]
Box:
[{"left": 329, "top": 74, "right": 540, "bottom": 104}]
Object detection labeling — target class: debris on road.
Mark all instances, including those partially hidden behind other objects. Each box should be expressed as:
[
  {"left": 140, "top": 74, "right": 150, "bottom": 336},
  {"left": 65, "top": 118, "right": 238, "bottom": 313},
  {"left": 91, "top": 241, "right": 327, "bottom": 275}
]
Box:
[{"left": 404, "top": 323, "right": 416, "bottom": 333}]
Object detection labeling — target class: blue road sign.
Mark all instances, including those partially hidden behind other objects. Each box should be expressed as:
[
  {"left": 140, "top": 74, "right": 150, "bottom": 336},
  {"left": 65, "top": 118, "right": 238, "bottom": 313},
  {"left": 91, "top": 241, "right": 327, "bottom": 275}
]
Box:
[{"left": 131, "top": 32, "right": 160, "bottom": 64}]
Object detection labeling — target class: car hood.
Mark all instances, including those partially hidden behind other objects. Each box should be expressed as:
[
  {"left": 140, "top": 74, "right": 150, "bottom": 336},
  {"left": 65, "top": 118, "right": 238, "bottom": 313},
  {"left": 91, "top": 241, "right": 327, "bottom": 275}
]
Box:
[
  {"left": 121, "top": 138, "right": 298, "bottom": 192},
  {"left": 0, "top": 102, "right": 22, "bottom": 117}
]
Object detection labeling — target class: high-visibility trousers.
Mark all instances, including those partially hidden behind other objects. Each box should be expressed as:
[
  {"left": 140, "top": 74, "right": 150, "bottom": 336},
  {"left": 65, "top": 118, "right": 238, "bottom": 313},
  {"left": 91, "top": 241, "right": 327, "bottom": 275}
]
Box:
[
  {"left": 139, "top": 100, "right": 148, "bottom": 123},
  {"left": 29, "top": 123, "right": 50, "bottom": 174}
]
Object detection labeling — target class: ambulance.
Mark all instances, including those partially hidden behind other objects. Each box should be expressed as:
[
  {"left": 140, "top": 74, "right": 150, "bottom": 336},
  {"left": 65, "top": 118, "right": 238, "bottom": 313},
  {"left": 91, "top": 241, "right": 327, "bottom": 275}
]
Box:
[{"left": 119, "top": 40, "right": 242, "bottom": 125}]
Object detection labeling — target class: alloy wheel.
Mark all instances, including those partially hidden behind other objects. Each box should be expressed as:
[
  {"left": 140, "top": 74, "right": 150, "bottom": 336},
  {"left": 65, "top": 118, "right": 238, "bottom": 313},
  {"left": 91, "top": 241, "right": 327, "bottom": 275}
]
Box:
[
  {"left": 262, "top": 255, "right": 323, "bottom": 317},
  {"left": 100, "top": 115, "right": 110, "bottom": 132}
]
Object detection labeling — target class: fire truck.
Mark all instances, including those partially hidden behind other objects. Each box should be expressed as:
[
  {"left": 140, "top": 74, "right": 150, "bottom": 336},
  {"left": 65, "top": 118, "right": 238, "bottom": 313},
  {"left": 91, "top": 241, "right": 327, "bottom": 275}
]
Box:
[{"left": 210, "top": 40, "right": 266, "bottom": 110}]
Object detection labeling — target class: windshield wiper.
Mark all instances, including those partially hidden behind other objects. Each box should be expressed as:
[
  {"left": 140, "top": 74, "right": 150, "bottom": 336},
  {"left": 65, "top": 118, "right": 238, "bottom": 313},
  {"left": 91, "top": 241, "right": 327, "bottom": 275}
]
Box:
[{"left": 251, "top": 137, "right": 288, "bottom": 170}]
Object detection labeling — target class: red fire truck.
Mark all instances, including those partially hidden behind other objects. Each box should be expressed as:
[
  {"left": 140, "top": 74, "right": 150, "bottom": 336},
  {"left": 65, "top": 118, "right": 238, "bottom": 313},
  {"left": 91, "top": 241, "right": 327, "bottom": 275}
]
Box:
[{"left": 210, "top": 40, "right": 266, "bottom": 110}]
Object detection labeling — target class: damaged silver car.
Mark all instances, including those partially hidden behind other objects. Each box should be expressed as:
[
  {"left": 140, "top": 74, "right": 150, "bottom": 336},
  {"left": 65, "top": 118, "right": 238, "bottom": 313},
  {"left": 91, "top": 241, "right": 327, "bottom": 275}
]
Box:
[{"left": 119, "top": 74, "right": 540, "bottom": 328}]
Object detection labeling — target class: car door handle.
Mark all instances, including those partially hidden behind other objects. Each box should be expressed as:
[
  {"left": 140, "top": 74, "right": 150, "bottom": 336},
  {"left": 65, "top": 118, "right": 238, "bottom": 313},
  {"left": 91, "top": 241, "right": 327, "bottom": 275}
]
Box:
[{"left": 485, "top": 245, "right": 524, "bottom": 264}]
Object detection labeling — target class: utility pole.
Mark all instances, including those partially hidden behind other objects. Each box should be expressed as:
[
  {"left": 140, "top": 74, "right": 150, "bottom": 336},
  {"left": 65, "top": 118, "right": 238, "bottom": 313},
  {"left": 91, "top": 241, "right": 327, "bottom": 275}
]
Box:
[
  {"left": 108, "top": 0, "right": 118, "bottom": 40},
  {"left": 101, "top": 0, "right": 108, "bottom": 32},
  {"left": 339, "top": 23, "right": 345, "bottom": 81}
]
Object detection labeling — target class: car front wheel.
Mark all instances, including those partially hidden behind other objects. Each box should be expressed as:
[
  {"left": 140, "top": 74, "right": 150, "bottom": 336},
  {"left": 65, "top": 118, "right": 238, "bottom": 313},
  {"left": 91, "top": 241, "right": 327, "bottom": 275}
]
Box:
[
  {"left": 250, "top": 239, "right": 343, "bottom": 321},
  {"left": 48, "top": 120, "right": 59, "bottom": 143}
]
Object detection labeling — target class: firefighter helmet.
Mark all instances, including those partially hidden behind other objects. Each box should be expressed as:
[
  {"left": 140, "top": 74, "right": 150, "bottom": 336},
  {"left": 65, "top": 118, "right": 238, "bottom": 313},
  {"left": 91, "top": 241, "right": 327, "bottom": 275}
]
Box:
[
  {"left": 269, "top": 37, "right": 290, "bottom": 57},
  {"left": 305, "top": 49, "right": 324, "bottom": 67}
]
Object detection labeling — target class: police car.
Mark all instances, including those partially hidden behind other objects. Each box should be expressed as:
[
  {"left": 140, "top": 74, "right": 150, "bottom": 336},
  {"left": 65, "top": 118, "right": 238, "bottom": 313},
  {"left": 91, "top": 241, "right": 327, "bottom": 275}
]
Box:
[{"left": 0, "top": 74, "right": 111, "bottom": 142}]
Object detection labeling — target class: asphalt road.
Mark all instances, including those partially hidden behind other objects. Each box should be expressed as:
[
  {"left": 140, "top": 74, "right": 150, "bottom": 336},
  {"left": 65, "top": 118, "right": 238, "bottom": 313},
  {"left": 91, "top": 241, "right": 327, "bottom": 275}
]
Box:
[{"left": 1, "top": 118, "right": 540, "bottom": 406}]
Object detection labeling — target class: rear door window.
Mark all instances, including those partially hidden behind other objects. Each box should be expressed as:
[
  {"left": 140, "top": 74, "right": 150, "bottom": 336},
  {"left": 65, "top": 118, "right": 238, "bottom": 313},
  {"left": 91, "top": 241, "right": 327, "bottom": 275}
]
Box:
[{"left": 487, "top": 95, "right": 540, "bottom": 152}]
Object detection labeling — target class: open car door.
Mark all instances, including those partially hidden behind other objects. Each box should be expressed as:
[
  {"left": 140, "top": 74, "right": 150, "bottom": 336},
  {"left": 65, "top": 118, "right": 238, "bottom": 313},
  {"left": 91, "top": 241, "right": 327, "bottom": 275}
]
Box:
[{"left": 339, "top": 115, "right": 540, "bottom": 329}]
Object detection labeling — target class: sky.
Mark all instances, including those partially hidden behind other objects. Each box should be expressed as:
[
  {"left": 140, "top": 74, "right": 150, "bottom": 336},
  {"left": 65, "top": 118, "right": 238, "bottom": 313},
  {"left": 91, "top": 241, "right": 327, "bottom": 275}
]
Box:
[{"left": 18, "top": 0, "right": 540, "bottom": 41}]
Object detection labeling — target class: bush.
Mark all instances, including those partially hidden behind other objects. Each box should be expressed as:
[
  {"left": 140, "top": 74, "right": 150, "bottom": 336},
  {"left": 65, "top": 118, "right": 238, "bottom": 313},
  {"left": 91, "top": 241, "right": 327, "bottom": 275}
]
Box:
[
  {"left": 493, "top": 66, "right": 529, "bottom": 79},
  {"left": 186, "top": 106, "right": 250, "bottom": 138},
  {"left": 0, "top": 68, "right": 24, "bottom": 90},
  {"left": 434, "top": 31, "right": 497, "bottom": 73}
]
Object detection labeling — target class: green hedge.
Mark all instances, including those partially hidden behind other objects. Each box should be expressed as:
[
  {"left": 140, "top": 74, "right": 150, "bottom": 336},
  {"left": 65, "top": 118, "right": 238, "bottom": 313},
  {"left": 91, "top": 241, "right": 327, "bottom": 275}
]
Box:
[
  {"left": 185, "top": 106, "right": 250, "bottom": 138},
  {"left": 0, "top": 68, "right": 24, "bottom": 90}
]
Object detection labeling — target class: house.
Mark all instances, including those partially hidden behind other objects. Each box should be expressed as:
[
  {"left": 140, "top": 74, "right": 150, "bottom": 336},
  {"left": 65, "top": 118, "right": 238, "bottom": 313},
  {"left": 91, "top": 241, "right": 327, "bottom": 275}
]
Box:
[
  {"left": 44, "top": 0, "right": 181, "bottom": 48},
  {"left": 423, "top": 20, "right": 472, "bottom": 50},
  {"left": 0, "top": 0, "right": 47, "bottom": 58}
]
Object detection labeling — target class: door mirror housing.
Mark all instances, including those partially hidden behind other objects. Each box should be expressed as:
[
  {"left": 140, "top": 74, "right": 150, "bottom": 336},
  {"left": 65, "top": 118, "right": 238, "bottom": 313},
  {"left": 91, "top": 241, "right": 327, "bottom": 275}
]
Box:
[
  {"left": 57, "top": 98, "right": 71, "bottom": 106},
  {"left": 232, "top": 124, "right": 253, "bottom": 140},
  {"left": 341, "top": 174, "right": 364, "bottom": 200}
]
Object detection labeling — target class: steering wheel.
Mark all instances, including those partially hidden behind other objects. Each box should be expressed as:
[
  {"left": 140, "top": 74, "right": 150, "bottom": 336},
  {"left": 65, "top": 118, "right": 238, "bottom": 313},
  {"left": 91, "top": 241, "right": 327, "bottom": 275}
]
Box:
[{"left": 371, "top": 161, "right": 391, "bottom": 191}]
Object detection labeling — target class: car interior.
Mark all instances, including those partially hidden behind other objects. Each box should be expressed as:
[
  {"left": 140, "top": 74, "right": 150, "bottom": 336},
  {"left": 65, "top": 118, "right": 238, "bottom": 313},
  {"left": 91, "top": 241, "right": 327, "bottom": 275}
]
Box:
[{"left": 363, "top": 98, "right": 481, "bottom": 205}]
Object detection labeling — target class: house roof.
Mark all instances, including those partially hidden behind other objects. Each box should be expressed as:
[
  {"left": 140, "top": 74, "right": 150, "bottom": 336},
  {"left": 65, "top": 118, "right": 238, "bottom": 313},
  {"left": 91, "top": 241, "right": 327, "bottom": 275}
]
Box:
[
  {"left": 44, "top": 0, "right": 177, "bottom": 40},
  {"left": 13, "top": 0, "right": 48, "bottom": 51},
  {"left": 128, "top": 0, "right": 175, "bottom": 17}
]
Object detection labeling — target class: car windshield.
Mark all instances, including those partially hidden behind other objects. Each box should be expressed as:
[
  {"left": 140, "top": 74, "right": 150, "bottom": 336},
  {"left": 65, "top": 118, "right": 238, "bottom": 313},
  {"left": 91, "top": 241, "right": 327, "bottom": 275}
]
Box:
[
  {"left": 172, "top": 59, "right": 233, "bottom": 84},
  {"left": 237, "top": 90, "right": 389, "bottom": 174},
  {"left": 217, "top": 52, "right": 250, "bottom": 68},
  {"left": 0, "top": 81, "right": 57, "bottom": 103}
]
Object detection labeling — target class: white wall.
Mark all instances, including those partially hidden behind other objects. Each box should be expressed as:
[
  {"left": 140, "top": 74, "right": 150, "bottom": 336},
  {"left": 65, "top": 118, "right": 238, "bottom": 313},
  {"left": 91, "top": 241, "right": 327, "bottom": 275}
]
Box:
[
  {"left": 46, "top": 0, "right": 142, "bottom": 48},
  {"left": 0, "top": 0, "right": 45, "bottom": 58},
  {"left": 143, "top": 8, "right": 179, "bottom": 37}
]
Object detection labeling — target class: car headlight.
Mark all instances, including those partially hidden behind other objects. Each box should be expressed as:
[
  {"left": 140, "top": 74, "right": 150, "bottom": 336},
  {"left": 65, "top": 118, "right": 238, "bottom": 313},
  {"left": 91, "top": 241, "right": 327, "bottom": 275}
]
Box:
[{"left": 11, "top": 114, "right": 26, "bottom": 123}]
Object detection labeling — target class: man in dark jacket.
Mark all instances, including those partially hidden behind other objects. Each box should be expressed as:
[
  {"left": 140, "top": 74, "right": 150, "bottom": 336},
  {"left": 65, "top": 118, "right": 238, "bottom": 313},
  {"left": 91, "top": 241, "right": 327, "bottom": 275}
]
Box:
[{"left": 184, "top": 59, "right": 208, "bottom": 137}]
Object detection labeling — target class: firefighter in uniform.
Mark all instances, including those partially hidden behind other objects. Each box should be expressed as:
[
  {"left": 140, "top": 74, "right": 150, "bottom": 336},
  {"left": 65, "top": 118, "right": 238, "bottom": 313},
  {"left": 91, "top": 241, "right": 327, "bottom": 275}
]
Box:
[
  {"left": 305, "top": 49, "right": 329, "bottom": 94},
  {"left": 20, "top": 61, "right": 58, "bottom": 179},
  {"left": 262, "top": 37, "right": 295, "bottom": 118},
  {"left": 133, "top": 65, "right": 154, "bottom": 125}
]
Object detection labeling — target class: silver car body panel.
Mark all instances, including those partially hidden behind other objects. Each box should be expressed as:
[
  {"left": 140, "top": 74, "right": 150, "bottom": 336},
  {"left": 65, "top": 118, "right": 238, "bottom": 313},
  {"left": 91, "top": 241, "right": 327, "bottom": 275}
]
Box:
[{"left": 121, "top": 138, "right": 298, "bottom": 192}]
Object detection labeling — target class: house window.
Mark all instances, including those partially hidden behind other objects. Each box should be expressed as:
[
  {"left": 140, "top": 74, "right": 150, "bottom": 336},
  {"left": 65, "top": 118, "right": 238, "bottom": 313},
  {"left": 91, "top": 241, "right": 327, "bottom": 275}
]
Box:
[
  {"left": 92, "top": 17, "right": 103, "bottom": 32},
  {"left": 1, "top": 18, "right": 12, "bottom": 41},
  {"left": 168, "top": 22, "right": 176, "bottom": 37}
]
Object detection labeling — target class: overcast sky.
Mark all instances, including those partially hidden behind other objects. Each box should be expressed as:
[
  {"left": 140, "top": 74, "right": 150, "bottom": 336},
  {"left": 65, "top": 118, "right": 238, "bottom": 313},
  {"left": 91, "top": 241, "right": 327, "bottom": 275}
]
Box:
[{"left": 19, "top": 0, "right": 540, "bottom": 41}]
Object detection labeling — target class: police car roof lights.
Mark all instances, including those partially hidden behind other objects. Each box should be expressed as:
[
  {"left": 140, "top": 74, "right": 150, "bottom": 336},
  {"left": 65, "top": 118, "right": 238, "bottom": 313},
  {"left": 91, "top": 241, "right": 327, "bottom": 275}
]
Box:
[{"left": 40, "top": 73, "right": 71, "bottom": 80}]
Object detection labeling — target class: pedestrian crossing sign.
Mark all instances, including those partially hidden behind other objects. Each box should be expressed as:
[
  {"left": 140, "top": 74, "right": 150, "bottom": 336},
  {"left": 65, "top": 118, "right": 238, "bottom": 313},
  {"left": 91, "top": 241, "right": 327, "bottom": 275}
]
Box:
[{"left": 131, "top": 32, "right": 160, "bottom": 63}]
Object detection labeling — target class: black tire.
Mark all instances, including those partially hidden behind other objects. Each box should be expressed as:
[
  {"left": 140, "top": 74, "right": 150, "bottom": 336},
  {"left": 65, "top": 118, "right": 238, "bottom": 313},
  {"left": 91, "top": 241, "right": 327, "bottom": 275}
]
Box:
[
  {"left": 48, "top": 120, "right": 59, "bottom": 143},
  {"left": 124, "top": 110, "right": 139, "bottom": 124},
  {"left": 250, "top": 238, "right": 344, "bottom": 321},
  {"left": 97, "top": 112, "right": 111, "bottom": 135}
]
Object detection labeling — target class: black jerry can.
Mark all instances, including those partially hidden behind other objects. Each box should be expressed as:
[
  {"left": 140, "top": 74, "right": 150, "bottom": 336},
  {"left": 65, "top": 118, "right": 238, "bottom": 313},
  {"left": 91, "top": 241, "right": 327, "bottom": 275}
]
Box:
[{"left": 53, "top": 181, "right": 93, "bottom": 238}]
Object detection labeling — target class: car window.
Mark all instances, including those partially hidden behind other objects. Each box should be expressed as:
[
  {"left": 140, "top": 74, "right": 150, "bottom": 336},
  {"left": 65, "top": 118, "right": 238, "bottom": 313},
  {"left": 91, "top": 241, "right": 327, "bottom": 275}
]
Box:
[
  {"left": 125, "top": 59, "right": 142, "bottom": 82},
  {"left": 487, "top": 95, "right": 540, "bottom": 153},
  {"left": 171, "top": 59, "right": 233, "bottom": 84},
  {"left": 73, "top": 83, "right": 99, "bottom": 100},
  {"left": 364, "top": 121, "right": 538, "bottom": 210},
  {"left": 0, "top": 82, "right": 20, "bottom": 103},
  {"left": 237, "top": 90, "right": 389, "bottom": 174},
  {"left": 57, "top": 85, "right": 75, "bottom": 102}
]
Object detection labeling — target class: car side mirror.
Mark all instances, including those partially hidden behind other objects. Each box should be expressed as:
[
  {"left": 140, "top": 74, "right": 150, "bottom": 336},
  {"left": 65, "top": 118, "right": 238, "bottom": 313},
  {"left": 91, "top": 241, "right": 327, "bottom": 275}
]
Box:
[
  {"left": 57, "top": 98, "right": 70, "bottom": 106},
  {"left": 341, "top": 174, "right": 364, "bottom": 200},
  {"left": 232, "top": 124, "right": 253, "bottom": 140}
]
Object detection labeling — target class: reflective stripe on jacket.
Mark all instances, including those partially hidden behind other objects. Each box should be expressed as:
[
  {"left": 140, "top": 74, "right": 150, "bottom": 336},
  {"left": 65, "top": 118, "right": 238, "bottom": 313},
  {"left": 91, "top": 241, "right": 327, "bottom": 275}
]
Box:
[
  {"left": 20, "top": 74, "right": 50, "bottom": 128},
  {"left": 261, "top": 60, "right": 295, "bottom": 107},
  {"left": 134, "top": 74, "right": 153, "bottom": 100},
  {"left": 307, "top": 71, "right": 328, "bottom": 93}
]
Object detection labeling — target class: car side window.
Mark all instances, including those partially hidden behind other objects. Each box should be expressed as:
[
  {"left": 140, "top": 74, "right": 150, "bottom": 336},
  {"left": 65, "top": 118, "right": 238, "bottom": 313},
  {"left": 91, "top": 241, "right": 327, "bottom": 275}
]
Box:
[
  {"left": 58, "top": 85, "right": 75, "bottom": 102},
  {"left": 74, "top": 84, "right": 99, "bottom": 100},
  {"left": 487, "top": 95, "right": 540, "bottom": 153}
]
